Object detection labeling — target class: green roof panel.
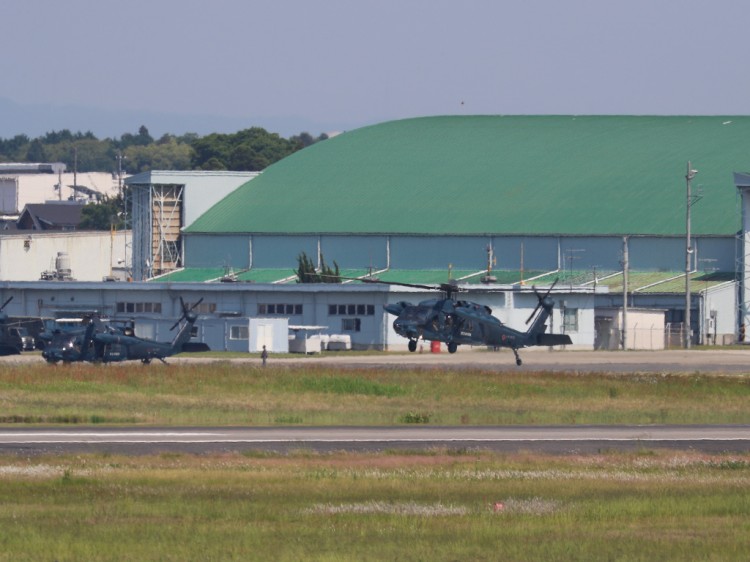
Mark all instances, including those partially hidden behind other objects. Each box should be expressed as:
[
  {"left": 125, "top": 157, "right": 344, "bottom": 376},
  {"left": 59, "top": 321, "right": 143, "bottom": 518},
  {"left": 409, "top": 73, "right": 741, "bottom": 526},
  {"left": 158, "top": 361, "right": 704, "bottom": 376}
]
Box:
[{"left": 186, "top": 115, "right": 749, "bottom": 237}]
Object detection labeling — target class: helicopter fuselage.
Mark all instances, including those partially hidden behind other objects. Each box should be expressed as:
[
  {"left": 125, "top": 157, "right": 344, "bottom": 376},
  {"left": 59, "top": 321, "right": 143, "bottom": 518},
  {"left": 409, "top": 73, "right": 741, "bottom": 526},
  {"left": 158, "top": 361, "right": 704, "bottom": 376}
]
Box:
[{"left": 388, "top": 297, "right": 529, "bottom": 351}]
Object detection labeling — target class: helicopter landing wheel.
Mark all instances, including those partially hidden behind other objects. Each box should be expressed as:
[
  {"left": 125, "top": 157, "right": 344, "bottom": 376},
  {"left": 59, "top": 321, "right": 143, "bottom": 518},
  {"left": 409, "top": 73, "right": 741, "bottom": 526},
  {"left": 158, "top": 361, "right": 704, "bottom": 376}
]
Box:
[
  {"left": 512, "top": 349, "right": 522, "bottom": 366},
  {"left": 408, "top": 340, "right": 417, "bottom": 352},
  {"left": 447, "top": 342, "right": 458, "bottom": 354},
  {"left": 142, "top": 357, "right": 152, "bottom": 365}
]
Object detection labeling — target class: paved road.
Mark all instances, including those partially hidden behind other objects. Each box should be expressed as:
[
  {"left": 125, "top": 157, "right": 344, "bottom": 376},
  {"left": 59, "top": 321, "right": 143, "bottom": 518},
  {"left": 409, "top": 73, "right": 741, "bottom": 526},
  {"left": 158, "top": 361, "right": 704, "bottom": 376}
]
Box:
[{"left": 2, "top": 425, "right": 749, "bottom": 455}]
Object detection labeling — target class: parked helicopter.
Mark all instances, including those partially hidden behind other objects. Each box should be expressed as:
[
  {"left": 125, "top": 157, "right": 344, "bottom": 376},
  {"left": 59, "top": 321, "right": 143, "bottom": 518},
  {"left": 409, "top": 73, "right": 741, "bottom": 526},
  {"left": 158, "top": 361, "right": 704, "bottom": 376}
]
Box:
[
  {"left": 0, "top": 297, "right": 23, "bottom": 356},
  {"left": 41, "top": 298, "right": 203, "bottom": 364},
  {"left": 356, "top": 277, "right": 572, "bottom": 365}
]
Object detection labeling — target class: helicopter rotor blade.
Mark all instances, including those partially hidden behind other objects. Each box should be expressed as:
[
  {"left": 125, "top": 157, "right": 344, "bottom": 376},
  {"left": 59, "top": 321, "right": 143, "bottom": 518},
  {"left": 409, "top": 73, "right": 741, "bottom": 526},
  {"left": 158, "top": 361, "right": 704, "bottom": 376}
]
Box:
[
  {"left": 171, "top": 297, "right": 204, "bottom": 330},
  {"left": 188, "top": 297, "right": 204, "bottom": 312},
  {"left": 321, "top": 273, "right": 512, "bottom": 301},
  {"left": 525, "top": 278, "right": 559, "bottom": 324},
  {"left": 525, "top": 300, "right": 542, "bottom": 325},
  {"left": 0, "top": 296, "right": 12, "bottom": 312}
]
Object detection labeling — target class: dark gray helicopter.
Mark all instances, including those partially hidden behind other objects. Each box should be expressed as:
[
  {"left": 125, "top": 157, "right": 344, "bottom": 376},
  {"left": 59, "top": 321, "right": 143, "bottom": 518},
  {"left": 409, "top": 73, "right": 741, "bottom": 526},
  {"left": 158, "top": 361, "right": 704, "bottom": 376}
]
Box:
[
  {"left": 363, "top": 278, "right": 571, "bottom": 365},
  {"left": 41, "top": 298, "right": 203, "bottom": 364},
  {"left": 0, "top": 297, "right": 25, "bottom": 356}
]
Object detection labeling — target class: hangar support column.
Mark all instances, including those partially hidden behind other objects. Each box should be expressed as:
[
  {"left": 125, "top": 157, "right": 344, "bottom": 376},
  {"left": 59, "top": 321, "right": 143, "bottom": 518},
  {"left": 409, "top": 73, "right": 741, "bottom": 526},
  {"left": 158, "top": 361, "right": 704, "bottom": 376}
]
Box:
[{"left": 732, "top": 173, "right": 750, "bottom": 339}]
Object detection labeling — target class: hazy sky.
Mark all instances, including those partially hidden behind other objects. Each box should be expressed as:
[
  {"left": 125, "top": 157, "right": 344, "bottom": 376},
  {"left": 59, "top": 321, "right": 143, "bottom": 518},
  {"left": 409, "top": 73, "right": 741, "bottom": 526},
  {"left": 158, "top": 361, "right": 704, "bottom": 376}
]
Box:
[{"left": 2, "top": 0, "right": 750, "bottom": 136}]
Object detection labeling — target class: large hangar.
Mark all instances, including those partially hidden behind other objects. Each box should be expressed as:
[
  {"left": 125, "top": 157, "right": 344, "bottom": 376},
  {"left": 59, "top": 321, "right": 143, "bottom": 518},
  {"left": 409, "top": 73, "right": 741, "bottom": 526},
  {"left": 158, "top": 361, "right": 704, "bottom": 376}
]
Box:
[{"left": 173, "top": 115, "right": 746, "bottom": 347}]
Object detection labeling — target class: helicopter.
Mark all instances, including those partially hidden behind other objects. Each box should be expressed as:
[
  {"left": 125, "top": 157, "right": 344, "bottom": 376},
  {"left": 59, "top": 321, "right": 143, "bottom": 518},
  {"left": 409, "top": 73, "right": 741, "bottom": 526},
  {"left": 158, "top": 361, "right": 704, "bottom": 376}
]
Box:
[
  {"left": 358, "top": 277, "right": 572, "bottom": 366},
  {"left": 0, "top": 297, "right": 24, "bottom": 356},
  {"left": 41, "top": 298, "right": 203, "bottom": 364}
]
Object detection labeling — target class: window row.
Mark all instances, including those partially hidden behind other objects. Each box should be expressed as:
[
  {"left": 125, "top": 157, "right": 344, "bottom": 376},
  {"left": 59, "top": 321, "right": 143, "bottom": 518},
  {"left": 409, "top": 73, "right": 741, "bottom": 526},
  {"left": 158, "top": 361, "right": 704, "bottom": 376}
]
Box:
[
  {"left": 231, "top": 321, "right": 362, "bottom": 337},
  {"left": 258, "top": 303, "right": 303, "bottom": 315},
  {"left": 329, "top": 304, "right": 375, "bottom": 316},
  {"left": 116, "top": 302, "right": 162, "bottom": 314},
  {"left": 116, "top": 301, "right": 217, "bottom": 315}
]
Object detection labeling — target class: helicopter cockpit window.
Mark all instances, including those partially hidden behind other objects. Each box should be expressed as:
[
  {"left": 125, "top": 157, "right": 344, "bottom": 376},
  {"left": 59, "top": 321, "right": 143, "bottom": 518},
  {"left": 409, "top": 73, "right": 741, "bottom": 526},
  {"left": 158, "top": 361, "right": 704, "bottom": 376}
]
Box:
[
  {"left": 49, "top": 331, "right": 76, "bottom": 349},
  {"left": 400, "top": 306, "right": 431, "bottom": 323}
]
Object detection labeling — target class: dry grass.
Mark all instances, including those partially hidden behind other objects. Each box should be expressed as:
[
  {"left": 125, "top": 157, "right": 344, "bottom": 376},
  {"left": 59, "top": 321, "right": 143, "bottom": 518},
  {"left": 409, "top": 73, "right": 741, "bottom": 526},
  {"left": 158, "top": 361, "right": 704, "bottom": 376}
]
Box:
[
  {"left": 0, "top": 449, "right": 748, "bottom": 560},
  {"left": 0, "top": 362, "right": 748, "bottom": 426}
]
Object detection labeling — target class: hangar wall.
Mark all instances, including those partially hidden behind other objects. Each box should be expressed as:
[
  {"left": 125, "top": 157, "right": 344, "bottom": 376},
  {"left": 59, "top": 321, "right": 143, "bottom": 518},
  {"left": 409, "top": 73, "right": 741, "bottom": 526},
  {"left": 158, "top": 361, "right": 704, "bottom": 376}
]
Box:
[{"left": 183, "top": 232, "right": 736, "bottom": 274}]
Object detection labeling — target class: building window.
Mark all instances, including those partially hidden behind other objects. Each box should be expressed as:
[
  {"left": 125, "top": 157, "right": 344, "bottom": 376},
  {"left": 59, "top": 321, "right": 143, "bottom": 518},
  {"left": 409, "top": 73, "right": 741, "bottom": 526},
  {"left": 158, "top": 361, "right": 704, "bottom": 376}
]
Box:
[
  {"left": 329, "top": 304, "right": 375, "bottom": 316},
  {"left": 230, "top": 325, "right": 249, "bottom": 340},
  {"left": 116, "top": 302, "right": 163, "bottom": 315},
  {"left": 188, "top": 302, "right": 216, "bottom": 314},
  {"left": 563, "top": 308, "right": 579, "bottom": 332},
  {"left": 258, "top": 303, "right": 303, "bottom": 316},
  {"left": 342, "top": 318, "right": 361, "bottom": 332}
]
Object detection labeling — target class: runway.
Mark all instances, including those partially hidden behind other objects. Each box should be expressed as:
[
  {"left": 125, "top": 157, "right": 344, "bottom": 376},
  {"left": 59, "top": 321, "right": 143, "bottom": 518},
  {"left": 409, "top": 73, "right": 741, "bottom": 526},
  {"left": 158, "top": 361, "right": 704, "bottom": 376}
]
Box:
[{"left": 2, "top": 425, "right": 749, "bottom": 455}]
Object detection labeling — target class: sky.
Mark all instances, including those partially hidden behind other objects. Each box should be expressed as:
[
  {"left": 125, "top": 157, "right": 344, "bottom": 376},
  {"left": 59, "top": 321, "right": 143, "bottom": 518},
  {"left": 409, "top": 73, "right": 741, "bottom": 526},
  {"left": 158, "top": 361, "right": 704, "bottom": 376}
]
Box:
[{"left": 2, "top": 0, "right": 750, "bottom": 138}]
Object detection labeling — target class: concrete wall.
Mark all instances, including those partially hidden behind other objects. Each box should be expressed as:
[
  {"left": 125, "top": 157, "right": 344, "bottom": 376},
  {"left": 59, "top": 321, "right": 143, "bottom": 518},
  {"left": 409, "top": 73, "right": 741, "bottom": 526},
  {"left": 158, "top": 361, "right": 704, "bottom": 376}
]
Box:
[
  {"left": 699, "top": 282, "right": 737, "bottom": 345},
  {"left": 596, "top": 307, "right": 666, "bottom": 350},
  {"left": 0, "top": 230, "right": 130, "bottom": 281}
]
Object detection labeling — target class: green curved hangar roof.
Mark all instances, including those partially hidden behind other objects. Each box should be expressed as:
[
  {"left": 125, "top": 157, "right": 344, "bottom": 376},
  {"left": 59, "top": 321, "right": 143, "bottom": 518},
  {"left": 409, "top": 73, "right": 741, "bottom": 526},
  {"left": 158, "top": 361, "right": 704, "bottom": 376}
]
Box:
[{"left": 186, "top": 115, "right": 748, "bottom": 236}]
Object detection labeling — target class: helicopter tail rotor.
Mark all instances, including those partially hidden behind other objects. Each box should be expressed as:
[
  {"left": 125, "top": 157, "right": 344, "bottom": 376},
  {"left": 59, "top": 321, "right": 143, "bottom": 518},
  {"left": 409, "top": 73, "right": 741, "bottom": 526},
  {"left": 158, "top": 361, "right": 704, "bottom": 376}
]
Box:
[
  {"left": 170, "top": 297, "right": 204, "bottom": 330},
  {"left": 525, "top": 279, "right": 559, "bottom": 324}
]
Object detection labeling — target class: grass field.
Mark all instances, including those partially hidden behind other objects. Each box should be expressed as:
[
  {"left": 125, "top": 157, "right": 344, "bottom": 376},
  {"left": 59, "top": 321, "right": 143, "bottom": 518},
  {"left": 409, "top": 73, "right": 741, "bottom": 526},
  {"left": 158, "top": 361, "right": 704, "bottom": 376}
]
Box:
[
  {"left": 0, "top": 361, "right": 748, "bottom": 426},
  {"left": 0, "top": 450, "right": 748, "bottom": 561},
  {"left": 1, "top": 360, "right": 749, "bottom": 560}
]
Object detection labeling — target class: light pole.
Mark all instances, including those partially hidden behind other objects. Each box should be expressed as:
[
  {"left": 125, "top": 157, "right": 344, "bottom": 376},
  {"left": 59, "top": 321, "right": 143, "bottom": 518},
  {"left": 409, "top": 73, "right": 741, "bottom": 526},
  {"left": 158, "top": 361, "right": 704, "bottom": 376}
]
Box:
[{"left": 685, "top": 162, "right": 699, "bottom": 349}]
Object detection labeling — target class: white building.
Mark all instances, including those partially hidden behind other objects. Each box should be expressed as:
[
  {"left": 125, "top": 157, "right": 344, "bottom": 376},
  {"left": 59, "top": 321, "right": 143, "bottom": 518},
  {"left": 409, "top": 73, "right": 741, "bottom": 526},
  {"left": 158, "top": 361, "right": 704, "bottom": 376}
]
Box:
[{"left": 0, "top": 164, "right": 121, "bottom": 213}]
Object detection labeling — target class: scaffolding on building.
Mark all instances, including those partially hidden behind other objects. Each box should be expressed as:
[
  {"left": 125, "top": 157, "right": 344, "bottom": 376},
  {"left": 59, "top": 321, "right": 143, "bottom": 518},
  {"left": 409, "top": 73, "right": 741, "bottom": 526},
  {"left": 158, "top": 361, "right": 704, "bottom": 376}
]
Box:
[{"left": 129, "top": 183, "right": 184, "bottom": 280}]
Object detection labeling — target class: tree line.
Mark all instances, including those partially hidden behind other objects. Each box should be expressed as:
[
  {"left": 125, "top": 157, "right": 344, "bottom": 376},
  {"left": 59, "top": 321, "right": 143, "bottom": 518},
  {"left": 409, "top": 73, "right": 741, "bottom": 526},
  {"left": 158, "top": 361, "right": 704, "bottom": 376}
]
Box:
[
  {"left": 0, "top": 125, "right": 328, "bottom": 175},
  {"left": 0, "top": 125, "right": 328, "bottom": 230}
]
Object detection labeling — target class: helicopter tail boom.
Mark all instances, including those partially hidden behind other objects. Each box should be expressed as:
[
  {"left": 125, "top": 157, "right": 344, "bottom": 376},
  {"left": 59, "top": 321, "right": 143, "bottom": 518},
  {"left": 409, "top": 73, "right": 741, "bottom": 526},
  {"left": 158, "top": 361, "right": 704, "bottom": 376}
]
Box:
[{"left": 534, "top": 333, "right": 572, "bottom": 346}]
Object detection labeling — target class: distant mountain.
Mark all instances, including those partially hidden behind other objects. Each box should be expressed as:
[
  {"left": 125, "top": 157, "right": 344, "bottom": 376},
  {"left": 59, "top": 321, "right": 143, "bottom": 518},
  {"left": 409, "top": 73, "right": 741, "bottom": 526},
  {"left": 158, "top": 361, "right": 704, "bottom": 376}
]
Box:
[{"left": 0, "top": 97, "right": 353, "bottom": 140}]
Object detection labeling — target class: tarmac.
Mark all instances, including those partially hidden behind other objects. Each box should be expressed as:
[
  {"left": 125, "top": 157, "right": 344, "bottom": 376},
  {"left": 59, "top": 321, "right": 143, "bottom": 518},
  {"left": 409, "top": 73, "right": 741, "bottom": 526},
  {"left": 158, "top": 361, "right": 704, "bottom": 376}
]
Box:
[{"left": 4, "top": 347, "right": 750, "bottom": 374}]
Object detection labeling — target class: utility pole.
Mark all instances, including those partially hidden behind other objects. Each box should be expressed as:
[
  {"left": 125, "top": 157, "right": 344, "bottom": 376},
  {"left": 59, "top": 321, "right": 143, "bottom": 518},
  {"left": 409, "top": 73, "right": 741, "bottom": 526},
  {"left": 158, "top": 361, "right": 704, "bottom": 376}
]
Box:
[
  {"left": 622, "top": 236, "right": 628, "bottom": 350},
  {"left": 116, "top": 150, "right": 124, "bottom": 197},
  {"left": 685, "top": 162, "right": 699, "bottom": 349},
  {"left": 73, "top": 146, "right": 78, "bottom": 197}
]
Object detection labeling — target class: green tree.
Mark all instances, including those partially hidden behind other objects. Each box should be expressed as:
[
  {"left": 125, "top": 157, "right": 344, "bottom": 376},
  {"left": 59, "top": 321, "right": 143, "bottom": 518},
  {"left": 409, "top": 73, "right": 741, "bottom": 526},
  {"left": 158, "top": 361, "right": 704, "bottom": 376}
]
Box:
[
  {"left": 190, "top": 127, "right": 299, "bottom": 171},
  {"left": 296, "top": 252, "right": 341, "bottom": 283},
  {"left": 78, "top": 196, "right": 126, "bottom": 231},
  {"left": 25, "top": 139, "right": 46, "bottom": 161},
  {"left": 124, "top": 139, "right": 194, "bottom": 173},
  {"left": 43, "top": 138, "right": 116, "bottom": 172},
  {"left": 118, "top": 125, "right": 154, "bottom": 149},
  {"left": 289, "top": 131, "right": 329, "bottom": 149},
  {"left": 0, "top": 134, "right": 30, "bottom": 161}
]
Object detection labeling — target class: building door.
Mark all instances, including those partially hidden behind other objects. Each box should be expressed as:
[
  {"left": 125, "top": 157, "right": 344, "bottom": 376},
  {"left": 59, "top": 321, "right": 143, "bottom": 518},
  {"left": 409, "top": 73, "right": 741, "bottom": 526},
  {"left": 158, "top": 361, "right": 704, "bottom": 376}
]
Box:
[
  {"left": 254, "top": 323, "right": 274, "bottom": 352},
  {"left": 594, "top": 316, "right": 614, "bottom": 350}
]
